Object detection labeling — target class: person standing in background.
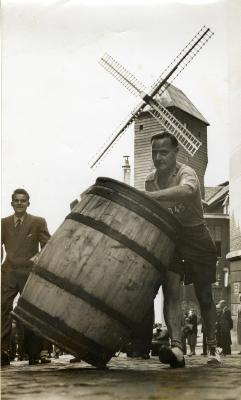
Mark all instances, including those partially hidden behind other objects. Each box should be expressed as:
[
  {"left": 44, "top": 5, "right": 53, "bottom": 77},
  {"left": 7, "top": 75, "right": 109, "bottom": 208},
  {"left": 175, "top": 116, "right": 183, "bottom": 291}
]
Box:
[
  {"left": 1, "top": 188, "right": 51, "bottom": 366},
  {"left": 218, "top": 300, "right": 233, "bottom": 355},
  {"left": 186, "top": 309, "right": 198, "bottom": 356}
]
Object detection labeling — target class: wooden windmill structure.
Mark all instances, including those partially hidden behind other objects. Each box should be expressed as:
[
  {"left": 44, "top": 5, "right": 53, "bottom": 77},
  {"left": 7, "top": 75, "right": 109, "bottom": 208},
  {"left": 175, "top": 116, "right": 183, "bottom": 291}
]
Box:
[
  {"left": 134, "top": 84, "right": 209, "bottom": 196},
  {"left": 90, "top": 26, "right": 213, "bottom": 198}
]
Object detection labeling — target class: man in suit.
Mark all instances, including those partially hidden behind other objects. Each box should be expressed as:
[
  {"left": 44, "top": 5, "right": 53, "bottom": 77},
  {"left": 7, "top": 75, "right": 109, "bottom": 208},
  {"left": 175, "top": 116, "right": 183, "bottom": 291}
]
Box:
[
  {"left": 218, "top": 300, "right": 233, "bottom": 355},
  {"left": 1, "top": 188, "right": 51, "bottom": 366}
]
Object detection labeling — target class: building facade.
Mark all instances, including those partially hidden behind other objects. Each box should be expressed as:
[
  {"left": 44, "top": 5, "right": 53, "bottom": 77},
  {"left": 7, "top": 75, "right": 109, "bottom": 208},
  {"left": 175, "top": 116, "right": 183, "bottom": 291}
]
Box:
[
  {"left": 226, "top": 145, "right": 241, "bottom": 342},
  {"left": 204, "top": 182, "right": 230, "bottom": 305}
]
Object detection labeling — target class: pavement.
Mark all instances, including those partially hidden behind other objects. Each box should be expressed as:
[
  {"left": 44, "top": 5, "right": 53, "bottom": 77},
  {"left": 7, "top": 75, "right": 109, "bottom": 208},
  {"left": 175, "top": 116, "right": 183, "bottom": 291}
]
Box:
[{"left": 1, "top": 350, "right": 241, "bottom": 400}]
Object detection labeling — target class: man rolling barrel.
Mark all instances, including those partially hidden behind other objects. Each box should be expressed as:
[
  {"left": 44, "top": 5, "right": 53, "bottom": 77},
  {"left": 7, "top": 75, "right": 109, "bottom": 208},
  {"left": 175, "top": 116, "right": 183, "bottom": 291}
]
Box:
[{"left": 142, "top": 131, "right": 220, "bottom": 367}]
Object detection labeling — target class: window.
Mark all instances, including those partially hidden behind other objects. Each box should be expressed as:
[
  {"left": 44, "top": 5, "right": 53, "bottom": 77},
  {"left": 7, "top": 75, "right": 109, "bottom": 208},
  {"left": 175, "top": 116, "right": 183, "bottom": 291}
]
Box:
[
  {"left": 214, "top": 226, "right": 222, "bottom": 257},
  {"left": 139, "top": 124, "right": 144, "bottom": 131}
]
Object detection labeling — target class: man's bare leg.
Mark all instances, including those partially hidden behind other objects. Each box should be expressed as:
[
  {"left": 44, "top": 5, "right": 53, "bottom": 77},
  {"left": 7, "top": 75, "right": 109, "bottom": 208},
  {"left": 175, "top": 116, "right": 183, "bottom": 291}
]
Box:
[
  {"left": 194, "top": 283, "right": 220, "bottom": 364},
  {"left": 160, "top": 270, "right": 185, "bottom": 367}
]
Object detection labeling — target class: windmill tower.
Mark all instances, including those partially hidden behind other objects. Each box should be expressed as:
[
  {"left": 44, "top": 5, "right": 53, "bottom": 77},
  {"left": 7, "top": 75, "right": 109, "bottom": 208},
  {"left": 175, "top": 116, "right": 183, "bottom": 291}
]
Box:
[{"left": 134, "top": 84, "right": 209, "bottom": 197}]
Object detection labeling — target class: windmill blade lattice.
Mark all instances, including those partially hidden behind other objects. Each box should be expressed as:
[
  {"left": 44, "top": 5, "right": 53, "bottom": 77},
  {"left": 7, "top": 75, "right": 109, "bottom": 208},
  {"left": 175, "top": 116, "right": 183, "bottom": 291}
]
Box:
[
  {"left": 150, "top": 26, "right": 214, "bottom": 98},
  {"left": 147, "top": 97, "right": 201, "bottom": 155},
  {"left": 99, "top": 53, "right": 147, "bottom": 98}
]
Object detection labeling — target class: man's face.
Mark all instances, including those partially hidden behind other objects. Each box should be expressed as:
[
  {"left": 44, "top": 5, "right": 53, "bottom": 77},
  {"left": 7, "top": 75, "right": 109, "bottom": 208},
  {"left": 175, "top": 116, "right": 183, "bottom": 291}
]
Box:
[
  {"left": 152, "top": 137, "right": 178, "bottom": 174},
  {"left": 11, "top": 194, "right": 29, "bottom": 216}
]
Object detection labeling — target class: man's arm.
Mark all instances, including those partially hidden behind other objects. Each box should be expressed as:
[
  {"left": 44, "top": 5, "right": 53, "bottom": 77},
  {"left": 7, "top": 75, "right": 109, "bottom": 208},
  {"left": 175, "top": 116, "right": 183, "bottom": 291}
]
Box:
[
  {"left": 143, "top": 184, "right": 194, "bottom": 204},
  {"left": 39, "top": 218, "right": 51, "bottom": 249}
]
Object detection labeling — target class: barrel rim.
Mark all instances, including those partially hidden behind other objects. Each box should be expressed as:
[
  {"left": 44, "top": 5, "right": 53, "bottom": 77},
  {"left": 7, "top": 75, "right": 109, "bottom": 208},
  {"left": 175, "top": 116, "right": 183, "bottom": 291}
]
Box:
[
  {"left": 87, "top": 185, "right": 177, "bottom": 244},
  {"left": 95, "top": 177, "right": 181, "bottom": 232}
]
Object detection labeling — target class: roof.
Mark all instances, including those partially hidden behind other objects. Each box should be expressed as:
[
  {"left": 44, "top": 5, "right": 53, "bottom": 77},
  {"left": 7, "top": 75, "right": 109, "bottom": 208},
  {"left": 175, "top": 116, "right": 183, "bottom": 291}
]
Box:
[
  {"left": 205, "top": 187, "right": 222, "bottom": 203},
  {"left": 205, "top": 184, "right": 229, "bottom": 206},
  {"left": 157, "top": 84, "right": 209, "bottom": 125}
]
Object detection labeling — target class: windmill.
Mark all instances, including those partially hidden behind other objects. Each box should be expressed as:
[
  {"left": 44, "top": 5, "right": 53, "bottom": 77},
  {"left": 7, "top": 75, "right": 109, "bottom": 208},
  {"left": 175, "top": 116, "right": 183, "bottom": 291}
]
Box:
[{"left": 90, "top": 26, "right": 214, "bottom": 169}]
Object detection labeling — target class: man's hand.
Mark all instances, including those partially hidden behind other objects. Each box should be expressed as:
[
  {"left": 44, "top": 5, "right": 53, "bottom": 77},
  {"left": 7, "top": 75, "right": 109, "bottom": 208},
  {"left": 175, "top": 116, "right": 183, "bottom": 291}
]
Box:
[{"left": 140, "top": 190, "right": 156, "bottom": 198}]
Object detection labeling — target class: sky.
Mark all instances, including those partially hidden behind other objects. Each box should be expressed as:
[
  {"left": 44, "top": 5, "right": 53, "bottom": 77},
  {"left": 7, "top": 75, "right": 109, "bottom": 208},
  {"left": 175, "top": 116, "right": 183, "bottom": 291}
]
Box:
[{"left": 1, "top": 0, "right": 237, "bottom": 233}]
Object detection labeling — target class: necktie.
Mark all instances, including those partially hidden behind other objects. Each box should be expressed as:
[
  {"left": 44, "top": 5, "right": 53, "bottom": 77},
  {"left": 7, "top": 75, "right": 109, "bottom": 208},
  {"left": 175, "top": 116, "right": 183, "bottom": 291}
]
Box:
[{"left": 15, "top": 219, "right": 21, "bottom": 234}]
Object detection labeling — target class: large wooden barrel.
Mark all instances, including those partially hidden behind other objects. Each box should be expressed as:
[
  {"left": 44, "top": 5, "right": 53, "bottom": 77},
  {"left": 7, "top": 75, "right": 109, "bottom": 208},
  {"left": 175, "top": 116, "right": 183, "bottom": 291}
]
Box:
[{"left": 13, "top": 177, "right": 180, "bottom": 368}]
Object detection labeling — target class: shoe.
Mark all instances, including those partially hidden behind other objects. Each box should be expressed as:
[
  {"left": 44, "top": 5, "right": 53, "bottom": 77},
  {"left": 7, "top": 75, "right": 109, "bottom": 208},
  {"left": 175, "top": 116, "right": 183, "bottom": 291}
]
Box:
[
  {"left": 1, "top": 351, "right": 10, "bottom": 366},
  {"left": 159, "top": 346, "right": 185, "bottom": 368},
  {"left": 127, "top": 352, "right": 141, "bottom": 358},
  {"left": 69, "top": 357, "right": 81, "bottom": 363},
  {"left": 207, "top": 348, "right": 221, "bottom": 366},
  {"left": 141, "top": 353, "right": 150, "bottom": 360},
  {"left": 29, "top": 357, "right": 40, "bottom": 365},
  {"left": 40, "top": 357, "right": 51, "bottom": 364}
]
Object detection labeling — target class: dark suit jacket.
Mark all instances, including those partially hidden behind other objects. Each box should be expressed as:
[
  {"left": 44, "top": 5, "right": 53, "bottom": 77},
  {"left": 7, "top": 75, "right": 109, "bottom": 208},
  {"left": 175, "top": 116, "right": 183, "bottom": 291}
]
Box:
[
  {"left": 220, "top": 309, "right": 233, "bottom": 333},
  {"left": 1, "top": 213, "right": 50, "bottom": 269}
]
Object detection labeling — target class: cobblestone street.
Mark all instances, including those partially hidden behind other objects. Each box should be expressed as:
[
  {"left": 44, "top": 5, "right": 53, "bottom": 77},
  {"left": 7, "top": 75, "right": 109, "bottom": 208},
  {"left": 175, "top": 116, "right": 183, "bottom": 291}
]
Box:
[{"left": 1, "top": 351, "right": 241, "bottom": 400}]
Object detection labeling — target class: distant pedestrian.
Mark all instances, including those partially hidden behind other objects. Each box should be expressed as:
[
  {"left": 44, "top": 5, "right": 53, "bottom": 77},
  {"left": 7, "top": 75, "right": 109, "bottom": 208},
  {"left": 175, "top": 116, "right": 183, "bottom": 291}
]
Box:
[
  {"left": 218, "top": 300, "right": 233, "bottom": 355},
  {"left": 201, "top": 323, "right": 207, "bottom": 356},
  {"left": 215, "top": 302, "right": 222, "bottom": 348},
  {"left": 181, "top": 312, "right": 189, "bottom": 355},
  {"left": 186, "top": 310, "right": 198, "bottom": 356}
]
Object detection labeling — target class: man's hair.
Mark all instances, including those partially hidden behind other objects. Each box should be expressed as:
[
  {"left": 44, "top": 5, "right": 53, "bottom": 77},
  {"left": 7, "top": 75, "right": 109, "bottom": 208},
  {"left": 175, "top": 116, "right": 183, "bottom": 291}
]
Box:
[
  {"left": 12, "top": 188, "right": 30, "bottom": 201},
  {"left": 151, "top": 131, "right": 179, "bottom": 148}
]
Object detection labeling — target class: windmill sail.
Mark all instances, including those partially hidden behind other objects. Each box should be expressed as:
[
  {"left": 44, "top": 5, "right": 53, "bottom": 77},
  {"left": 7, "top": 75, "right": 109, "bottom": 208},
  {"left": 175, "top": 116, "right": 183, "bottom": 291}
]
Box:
[
  {"left": 90, "top": 26, "right": 213, "bottom": 168},
  {"left": 149, "top": 26, "right": 213, "bottom": 98},
  {"left": 147, "top": 97, "right": 201, "bottom": 156},
  {"left": 98, "top": 53, "right": 202, "bottom": 155}
]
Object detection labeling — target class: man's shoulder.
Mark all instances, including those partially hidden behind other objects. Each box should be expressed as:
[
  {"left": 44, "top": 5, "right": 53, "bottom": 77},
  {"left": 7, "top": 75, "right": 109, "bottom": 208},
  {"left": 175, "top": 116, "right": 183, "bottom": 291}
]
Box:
[
  {"left": 1, "top": 215, "right": 14, "bottom": 225},
  {"left": 176, "top": 162, "right": 197, "bottom": 176},
  {"left": 27, "top": 214, "right": 46, "bottom": 224}
]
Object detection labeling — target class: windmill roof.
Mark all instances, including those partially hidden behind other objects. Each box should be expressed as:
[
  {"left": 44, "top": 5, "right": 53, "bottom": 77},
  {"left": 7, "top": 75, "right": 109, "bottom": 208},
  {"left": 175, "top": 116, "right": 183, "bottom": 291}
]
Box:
[{"left": 157, "top": 84, "right": 209, "bottom": 125}]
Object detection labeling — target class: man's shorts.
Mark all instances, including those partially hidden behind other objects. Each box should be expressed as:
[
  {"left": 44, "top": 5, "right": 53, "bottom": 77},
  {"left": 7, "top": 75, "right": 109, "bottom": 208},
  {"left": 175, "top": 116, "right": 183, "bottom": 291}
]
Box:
[{"left": 169, "top": 224, "right": 217, "bottom": 285}]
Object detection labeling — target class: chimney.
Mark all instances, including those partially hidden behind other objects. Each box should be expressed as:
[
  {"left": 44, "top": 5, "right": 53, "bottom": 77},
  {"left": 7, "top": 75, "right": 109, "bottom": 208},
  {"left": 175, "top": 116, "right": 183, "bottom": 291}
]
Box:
[{"left": 122, "top": 156, "right": 131, "bottom": 185}]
